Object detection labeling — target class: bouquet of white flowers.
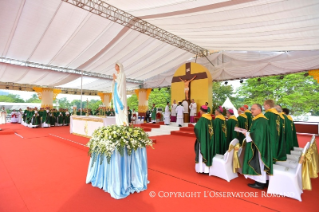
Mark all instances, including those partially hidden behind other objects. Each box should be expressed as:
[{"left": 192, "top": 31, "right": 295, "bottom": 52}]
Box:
[{"left": 86, "top": 125, "right": 153, "bottom": 164}]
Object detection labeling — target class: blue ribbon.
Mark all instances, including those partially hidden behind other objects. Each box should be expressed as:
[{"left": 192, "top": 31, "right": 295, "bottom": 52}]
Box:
[{"left": 114, "top": 82, "right": 124, "bottom": 114}]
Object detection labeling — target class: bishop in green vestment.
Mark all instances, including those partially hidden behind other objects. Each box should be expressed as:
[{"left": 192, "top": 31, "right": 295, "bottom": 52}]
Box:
[
  {"left": 274, "top": 105, "right": 287, "bottom": 161},
  {"left": 264, "top": 100, "right": 280, "bottom": 163},
  {"left": 226, "top": 109, "right": 238, "bottom": 147},
  {"left": 31, "top": 109, "right": 40, "bottom": 127},
  {"left": 213, "top": 106, "right": 227, "bottom": 154},
  {"left": 243, "top": 104, "right": 253, "bottom": 130},
  {"left": 242, "top": 104, "right": 273, "bottom": 190},
  {"left": 151, "top": 104, "right": 157, "bottom": 123},
  {"left": 64, "top": 109, "right": 70, "bottom": 126},
  {"left": 237, "top": 107, "right": 248, "bottom": 145},
  {"left": 23, "top": 108, "right": 28, "bottom": 122},
  {"left": 195, "top": 105, "right": 214, "bottom": 172},
  {"left": 283, "top": 108, "right": 299, "bottom": 148}
]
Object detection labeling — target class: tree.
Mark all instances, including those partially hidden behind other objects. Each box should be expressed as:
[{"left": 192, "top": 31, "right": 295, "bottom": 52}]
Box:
[
  {"left": 212, "top": 82, "right": 235, "bottom": 106},
  {"left": 26, "top": 94, "right": 41, "bottom": 103},
  {"left": 148, "top": 88, "right": 171, "bottom": 110},
  {"left": 57, "top": 97, "right": 72, "bottom": 110},
  {"left": 0, "top": 94, "right": 25, "bottom": 103},
  {"left": 127, "top": 94, "right": 138, "bottom": 111},
  {"left": 237, "top": 72, "right": 319, "bottom": 115}
]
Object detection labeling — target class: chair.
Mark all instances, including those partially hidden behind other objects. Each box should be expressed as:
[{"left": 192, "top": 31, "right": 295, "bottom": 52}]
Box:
[
  {"left": 267, "top": 142, "right": 311, "bottom": 202},
  {"left": 209, "top": 139, "right": 240, "bottom": 182},
  {"left": 291, "top": 135, "right": 315, "bottom": 153},
  {"left": 277, "top": 135, "right": 316, "bottom": 169}
]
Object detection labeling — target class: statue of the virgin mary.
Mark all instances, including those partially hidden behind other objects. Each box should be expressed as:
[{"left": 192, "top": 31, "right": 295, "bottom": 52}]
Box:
[{"left": 112, "top": 62, "right": 128, "bottom": 126}]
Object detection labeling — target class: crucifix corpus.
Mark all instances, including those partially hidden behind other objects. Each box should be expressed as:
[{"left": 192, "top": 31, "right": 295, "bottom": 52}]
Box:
[{"left": 171, "top": 63, "right": 208, "bottom": 101}]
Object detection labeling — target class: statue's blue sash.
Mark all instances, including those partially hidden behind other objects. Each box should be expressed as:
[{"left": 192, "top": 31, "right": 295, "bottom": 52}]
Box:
[{"left": 114, "top": 82, "right": 124, "bottom": 114}]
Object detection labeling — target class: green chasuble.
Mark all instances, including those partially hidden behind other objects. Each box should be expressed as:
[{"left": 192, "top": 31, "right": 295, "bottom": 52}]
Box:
[
  {"left": 277, "top": 113, "right": 287, "bottom": 161},
  {"left": 283, "top": 114, "right": 294, "bottom": 154},
  {"left": 237, "top": 113, "right": 248, "bottom": 145},
  {"left": 50, "top": 111, "right": 56, "bottom": 126},
  {"left": 32, "top": 112, "right": 40, "bottom": 126},
  {"left": 288, "top": 115, "right": 299, "bottom": 147},
  {"left": 60, "top": 112, "right": 65, "bottom": 124},
  {"left": 151, "top": 107, "right": 157, "bottom": 120},
  {"left": 23, "top": 110, "right": 28, "bottom": 122},
  {"left": 264, "top": 108, "right": 280, "bottom": 162},
  {"left": 226, "top": 116, "right": 238, "bottom": 147},
  {"left": 213, "top": 115, "right": 227, "bottom": 154},
  {"left": 244, "top": 110, "right": 253, "bottom": 130},
  {"left": 242, "top": 113, "right": 273, "bottom": 176},
  {"left": 64, "top": 112, "right": 70, "bottom": 125},
  {"left": 194, "top": 114, "right": 214, "bottom": 166},
  {"left": 43, "top": 110, "right": 50, "bottom": 124},
  {"left": 27, "top": 111, "right": 34, "bottom": 124},
  {"left": 128, "top": 109, "right": 132, "bottom": 123}
]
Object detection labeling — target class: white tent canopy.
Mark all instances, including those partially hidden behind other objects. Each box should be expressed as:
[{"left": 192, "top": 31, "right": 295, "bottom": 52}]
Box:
[
  {"left": 222, "top": 97, "right": 238, "bottom": 117},
  {"left": 0, "top": 0, "right": 318, "bottom": 92},
  {"left": 0, "top": 102, "right": 58, "bottom": 110}
]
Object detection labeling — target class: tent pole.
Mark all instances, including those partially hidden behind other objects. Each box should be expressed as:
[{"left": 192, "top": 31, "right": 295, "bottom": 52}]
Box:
[{"left": 80, "top": 71, "right": 83, "bottom": 115}]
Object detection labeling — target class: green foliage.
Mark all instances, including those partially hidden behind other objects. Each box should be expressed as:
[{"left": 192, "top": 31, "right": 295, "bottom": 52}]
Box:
[
  {"left": 25, "top": 94, "right": 41, "bottom": 103},
  {"left": 127, "top": 94, "right": 138, "bottom": 111},
  {"left": 0, "top": 94, "right": 25, "bottom": 103},
  {"left": 212, "top": 82, "right": 234, "bottom": 106},
  {"left": 237, "top": 72, "right": 319, "bottom": 115},
  {"left": 148, "top": 88, "right": 171, "bottom": 110},
  {"left": 69, "top": 99, "right": 102, "bottom": 111}
]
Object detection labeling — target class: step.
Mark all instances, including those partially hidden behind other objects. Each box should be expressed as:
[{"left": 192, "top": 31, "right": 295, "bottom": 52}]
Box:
[
  {"left": 171, "top": 131, "right": 196, "bottom": 138},
  {"left": 141, "top": 123, "right": 161, "bottom": 128},
  {"left": 188, "top": 123, "right": 195, "bottom": 127},
  {"left": 140, "top": 127, "right": 152, "bottom": 132},
  {"left": 180, "top": 127, "right": 194, "bottom": 132}
]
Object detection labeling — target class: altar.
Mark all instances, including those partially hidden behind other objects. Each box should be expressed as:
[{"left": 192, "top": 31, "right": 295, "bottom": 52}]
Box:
[{"left": 70, "top": 116, "right": 116, "bottom": 137}]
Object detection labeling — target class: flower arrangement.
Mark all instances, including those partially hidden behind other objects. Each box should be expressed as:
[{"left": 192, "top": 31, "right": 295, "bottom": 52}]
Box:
[{"left": 86, "top": 125, "right": 153, "bottom": 164}]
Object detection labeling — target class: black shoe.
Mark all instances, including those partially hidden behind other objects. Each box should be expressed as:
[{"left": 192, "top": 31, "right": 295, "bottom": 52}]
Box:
[
  {"left": 265, "top": 180, "right": 269, "bottom": 188},
  {"left": 178, "top": 125, "right": 182, "bottom": 127},
  {"left": 248, "top": 182, "right": 265, "bottom": 190}
]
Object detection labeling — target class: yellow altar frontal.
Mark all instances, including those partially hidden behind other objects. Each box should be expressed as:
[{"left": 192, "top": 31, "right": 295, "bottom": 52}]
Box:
[{"left": 70, "top": 116, "right": 116, "bottom": 138}]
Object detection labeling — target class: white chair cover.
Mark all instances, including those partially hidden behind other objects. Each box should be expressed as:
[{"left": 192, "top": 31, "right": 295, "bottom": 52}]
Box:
[
  {"left": 267, "top": 142, "right": 311, "bottom": 202},
  {"left": 209, "top": 138, "right": 239, "bottom": 182}
]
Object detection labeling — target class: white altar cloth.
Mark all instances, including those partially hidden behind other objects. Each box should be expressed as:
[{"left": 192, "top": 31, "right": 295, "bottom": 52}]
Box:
[{"left": 70, "top": 116, "right": 116, "bottom": 137}]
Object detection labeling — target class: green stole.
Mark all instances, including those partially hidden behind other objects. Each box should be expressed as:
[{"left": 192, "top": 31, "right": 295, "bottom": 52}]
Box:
[
  {"left": 194, "top": 114, "right": 214, "bottom": 166},
  {"left": 264, "top": 108, "right": 280, "bottom": 162},
  {"left": 226, "top": 116, "right": 238, "bottom": 147},
  {"left": 213, "top": 115, "right": 227, "bottom": 154},
  {"left": 244, "top": 110, "right": 253, "bottom": 130},
  {"left": 242, "top": 113, "right": 273, "bottom": 175}
]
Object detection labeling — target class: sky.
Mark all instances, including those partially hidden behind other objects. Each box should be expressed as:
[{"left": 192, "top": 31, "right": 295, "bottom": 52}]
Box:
[{"left": 0, "top": 79, "right": 244, "bottom": 101}]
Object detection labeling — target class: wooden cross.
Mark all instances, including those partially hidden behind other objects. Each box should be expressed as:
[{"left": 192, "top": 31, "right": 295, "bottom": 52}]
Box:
[{"left": 171, "top": 62, "right": 208, "bottom": 101}]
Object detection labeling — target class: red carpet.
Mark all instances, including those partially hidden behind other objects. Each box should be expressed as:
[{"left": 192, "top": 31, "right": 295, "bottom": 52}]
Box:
[{"left": 0, "top": 123, "right": 318, "bottom": 212}]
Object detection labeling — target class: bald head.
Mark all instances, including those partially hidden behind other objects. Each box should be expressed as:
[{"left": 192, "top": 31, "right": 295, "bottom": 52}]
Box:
[{"left": 251, "top": 104, "right": 262, "bottom": 117}]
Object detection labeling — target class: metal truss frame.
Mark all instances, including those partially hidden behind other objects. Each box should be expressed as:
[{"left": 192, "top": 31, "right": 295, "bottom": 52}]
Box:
[
  {"left": 0, "top": 57, "right": 143, "bottom": 84},
  {"left": 62, "top": 0, "right": 209, "bottom": 56}
]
